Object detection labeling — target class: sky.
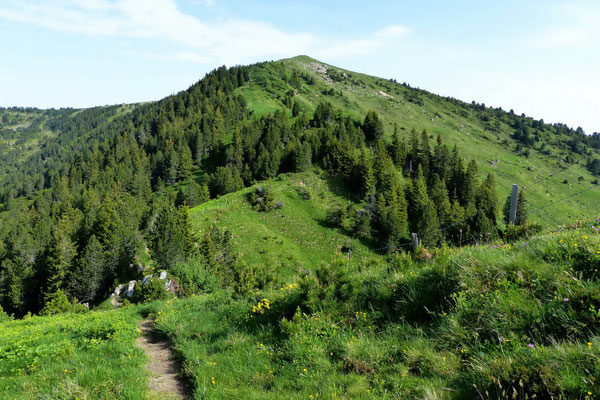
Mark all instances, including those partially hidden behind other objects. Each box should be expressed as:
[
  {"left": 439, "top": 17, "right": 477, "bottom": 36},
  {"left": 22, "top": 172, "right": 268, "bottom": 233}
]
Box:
[{"left": 1, "top": 0, "right": 599, "bottom": 133}]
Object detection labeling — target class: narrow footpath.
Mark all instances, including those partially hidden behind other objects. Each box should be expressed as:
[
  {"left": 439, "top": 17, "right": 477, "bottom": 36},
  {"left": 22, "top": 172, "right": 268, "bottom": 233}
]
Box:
[{"left": 136, "top": 319, "right": 188, "bottom": 399}]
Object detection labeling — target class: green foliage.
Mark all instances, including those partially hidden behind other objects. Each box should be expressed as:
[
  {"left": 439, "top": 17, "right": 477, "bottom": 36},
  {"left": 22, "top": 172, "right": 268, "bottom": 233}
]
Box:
[
  {"left": 248, "top": 184, "right": 282, "bottom": 212},
  {"left": 133, "top": 277, "right": 169, "bottom": 303},
  {"left": 0, "top": 306, "right": 147, "bottom": 399},
  {"left": 150, "top": 201, "right": 196, "bottom": 269},
  {"left": 0, "top": 305, "right": 12, "bottom": 322},
  {"left": 149, "top": 222, "right": 600, "bottom": 399},
  {"left": 40, "top": 290, "right": 88, "bottom": 316},
  {"left": 362, "top": 109, "right": 384, "bottom": 141},
  {"left": 170, "top": 255, "right": 219, "bottom": 296}
]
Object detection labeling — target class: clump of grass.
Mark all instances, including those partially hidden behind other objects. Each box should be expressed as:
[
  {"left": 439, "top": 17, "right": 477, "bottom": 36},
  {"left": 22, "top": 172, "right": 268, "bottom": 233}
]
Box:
[{"left": 150, "top": 220, "right": 600, "bottom": 398}]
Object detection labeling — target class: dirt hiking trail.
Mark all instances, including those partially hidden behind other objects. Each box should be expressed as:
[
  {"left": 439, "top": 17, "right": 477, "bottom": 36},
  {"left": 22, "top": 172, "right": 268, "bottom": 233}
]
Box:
[{"left": 136, "top": 319, "right": 188, "bottom": 399}]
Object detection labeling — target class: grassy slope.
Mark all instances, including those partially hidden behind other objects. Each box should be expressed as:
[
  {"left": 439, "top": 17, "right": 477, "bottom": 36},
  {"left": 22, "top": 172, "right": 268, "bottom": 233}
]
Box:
[
  {"left": 152, "top": 222, "right": 600, "bottom": 399},
  {"left": 190, "top": 170, "right": 373, "bottom": 277},
  {"left": 0, "top": 305, "right": 152, "bottom": 399},
  {"left": 235, "top": 56, "right": 599, "bottom": 228}
]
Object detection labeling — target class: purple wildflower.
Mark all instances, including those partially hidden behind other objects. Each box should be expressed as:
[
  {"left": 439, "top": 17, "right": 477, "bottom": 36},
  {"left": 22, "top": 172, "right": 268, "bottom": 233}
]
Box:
[
  {"left": 563, "top": 298, "right": 569, "bottom": 302},
  {"left": 528, "top": 343, "right": 535, "bottom": 348}
]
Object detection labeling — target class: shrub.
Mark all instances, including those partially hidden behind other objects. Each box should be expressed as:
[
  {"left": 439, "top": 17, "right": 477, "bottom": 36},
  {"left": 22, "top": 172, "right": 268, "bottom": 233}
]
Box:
[
  {"left": 249, "top": 185, "right": 280, "bottom": 211},
  {"left": 504, "top": 223, "right": 542, "bottom": 242},
  {"left": 40, "top": 290, "right": 89, "bottom": 316},
  {"left": 133, "top": 277, "right": 169, "bottom": 303},
  {"left": 170, "top": 256, "right": 219, "bottom": 296},
  {"left": 0, "top": 305, "right": 13, "bottom": 322}
]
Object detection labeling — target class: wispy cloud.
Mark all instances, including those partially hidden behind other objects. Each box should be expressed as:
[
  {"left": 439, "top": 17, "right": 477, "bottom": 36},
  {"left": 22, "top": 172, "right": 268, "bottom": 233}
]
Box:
[{"left": 0, "top": 0, "right": 411, "bottom": 64}]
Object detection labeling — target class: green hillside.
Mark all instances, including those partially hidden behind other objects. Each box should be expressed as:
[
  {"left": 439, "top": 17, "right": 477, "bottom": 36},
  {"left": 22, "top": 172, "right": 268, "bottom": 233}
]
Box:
[
  {"left": 1, "top": 56, "right": 600, "bottom": 399},
  {"left": 2, "top": 220, "right": 599, "bottom": 399},
  {"left": 235, "top": 56, "right": 599, "bottom": 227}
]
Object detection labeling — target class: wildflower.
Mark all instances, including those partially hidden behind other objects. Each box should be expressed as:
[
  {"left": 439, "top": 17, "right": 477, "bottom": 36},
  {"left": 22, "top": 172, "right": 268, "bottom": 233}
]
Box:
[
  {"left": 528, "top": 343, "right": 535, "bottom": 348},
  {"left": 588, "top": 342, "right": 593, "bottom": 346},
  {"left": 303, "top": 368, "right": 307, "bottom": 372},
  {"left": 563, "top": 298, "right": 569, "bottom": 302},
  {"left": 583, "top": 235, "right": 589, "bottom": 240}
]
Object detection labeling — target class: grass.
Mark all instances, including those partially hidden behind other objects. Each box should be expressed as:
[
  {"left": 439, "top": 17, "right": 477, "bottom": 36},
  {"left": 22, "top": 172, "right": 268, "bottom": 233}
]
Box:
[
  {"left": 0, "top": 304, "right": 151, "bottom": 399},
  {"left": 189, "top": 169, "right": 373, "bottom": 278},
  {"left": 149, "top": 220, "right": 600, "bottom": 399}
]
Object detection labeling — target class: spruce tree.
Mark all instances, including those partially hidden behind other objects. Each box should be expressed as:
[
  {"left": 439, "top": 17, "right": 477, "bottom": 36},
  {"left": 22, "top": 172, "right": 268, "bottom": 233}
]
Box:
[
  {"left": 390, "top": 123, "right": 406, "bottom": 167},
  {"left": 354, "top": 146, "right": 375, "bottom": 198},
  {"left": 476, "top": 173, "right": 498, "bottom": 225},
  {"left": 362, "top": 110, "right": 384, "bottom": 141},
  {"left": 430, "top": 175, "right": 452, "bottom": 229},
  {"left": 177, "top": 143, "right": 194, "bottom": 181},
  {"left": 408, "top": 166, "right": 441, "bottom": 246},
  {"left": 70, "top": 235, "right": 105, "bottom": 303}
]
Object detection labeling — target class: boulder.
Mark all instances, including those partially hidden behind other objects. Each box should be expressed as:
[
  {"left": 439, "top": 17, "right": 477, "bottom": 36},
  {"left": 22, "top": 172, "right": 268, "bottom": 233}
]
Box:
[
  {"left": 113, "top": 284, "right": 125, "bottom": 297},
  {"left": 125, "top": 280, "right": 136, "bottom": 297}
]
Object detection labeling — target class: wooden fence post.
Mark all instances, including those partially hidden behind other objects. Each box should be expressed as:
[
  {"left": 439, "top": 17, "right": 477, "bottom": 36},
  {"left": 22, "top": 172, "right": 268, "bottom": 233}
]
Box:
[{"left": 411, "top": 233, "right": 419, "bottom": 252}]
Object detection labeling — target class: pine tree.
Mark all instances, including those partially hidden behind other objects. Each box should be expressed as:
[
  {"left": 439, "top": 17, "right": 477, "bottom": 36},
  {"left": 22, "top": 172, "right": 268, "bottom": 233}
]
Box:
[
  {"left": 362, "top": 110, "right": 384, "bottom": 141},
  {"left": 432, "top": 135, "right": 450, "bottom": 182},
  {"left": 476, "top": 173, "right": 498, "bottom": 225},
  {"left": 177, "top": 143, "right": 194, "bottom": 181},
  {"left": 408, "top": 167, "right": 441, "bottom": 246},
  {"left": 390, "top": 124, "right": 406, "bottom": 167},
  {"left": 430, "top": 175, "right": 452, "bottom": 230},
  {"left": 185, "top": 180, "right": 203, "bottom": 207},
  {"left": 232, "top": 128, "right": 244, "bottom": 171},
  {"left": 69, "top": 235, "right": 105, "bottom": 303},
  {"left": 353, "top": 146, "right": 375, "bottom": 198},
  {"left": 150, "top": 202, "right": 195, "bottom": 269},
  {"left": 407, "top": 128, "right": 420, "bottom": 175},
  {"left": 516, "top": 189, "right": 528, "bottom": 225},
  {"left": 420, "top": 130, "right": 432, "bottom": 181},
  {"left": 43, "top": 227, "right": 77, "bottom": 302},
  {"left": 199, "top": 181, "right": 211, "bottom": 203},
  {"left": 461, "top": 159, "right": 479, "bottom": 219}
]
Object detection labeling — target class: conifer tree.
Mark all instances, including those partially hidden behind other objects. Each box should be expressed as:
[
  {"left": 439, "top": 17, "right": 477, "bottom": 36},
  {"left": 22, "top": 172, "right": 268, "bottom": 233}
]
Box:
[
  {"left": 70, "top": 235, "right": 105, "bottom": 303},
  {"left": 409, "top": 128, "right": 420, "bottom": 164},
  {"left": 232, "top": 128, "right": 244, "bottom": 171},
  {"left": 408, "top": 166, "right": 441, "bottom": 246},
  {"left": 430, "top": 175, "right": 452, "bottom": 229},
  {"left": 43, "top": 227, "right": 77, "bottom": 302},
  {"left": 420, "top": 130, "right": 432, "bottom": 181},
  {"left": 177, "top": 143, "right": 193, "bottom": 181},
  {"left": 354, "top": 146, "right": 375, "bottom": 198},
  {"left": 390, "top": 123, "right": 406, "bottom": 167},
  {"left": 516, "top": 189, "right": 527, "bottom": 226},
  {"left": 461, "top": 159, "right": 479, "bottom": 219},
  {"left": 476, "top": 173, "right": 498, "bottom": 224},
  {"left": 362, "top": 110, "right": 384, "bottom": 141},
  {"left": 185, "top": 179, "right": 203, "bottom": 207}
]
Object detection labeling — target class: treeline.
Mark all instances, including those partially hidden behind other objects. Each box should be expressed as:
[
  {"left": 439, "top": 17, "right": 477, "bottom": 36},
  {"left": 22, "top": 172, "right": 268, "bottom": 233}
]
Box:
[{"left": 0, "top": 65, "right": 251, "bottom": 316}]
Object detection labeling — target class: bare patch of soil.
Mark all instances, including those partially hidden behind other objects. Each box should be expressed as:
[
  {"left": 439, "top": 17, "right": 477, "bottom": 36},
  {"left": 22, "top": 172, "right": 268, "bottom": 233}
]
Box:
[{"left": 136, "top": 320, "right": 189, "bottom": 399}]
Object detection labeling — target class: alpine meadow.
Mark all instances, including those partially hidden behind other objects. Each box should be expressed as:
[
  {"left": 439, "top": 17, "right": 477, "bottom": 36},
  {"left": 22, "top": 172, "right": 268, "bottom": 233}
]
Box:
[{"left": 1, "top": 50, "right": 600, "bottom": 399}]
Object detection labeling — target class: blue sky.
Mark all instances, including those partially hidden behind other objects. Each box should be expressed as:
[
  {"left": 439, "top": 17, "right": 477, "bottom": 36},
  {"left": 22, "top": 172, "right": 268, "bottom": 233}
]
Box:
[{"left": 1, "top": 0, "right": 599, "bottom": 133}]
